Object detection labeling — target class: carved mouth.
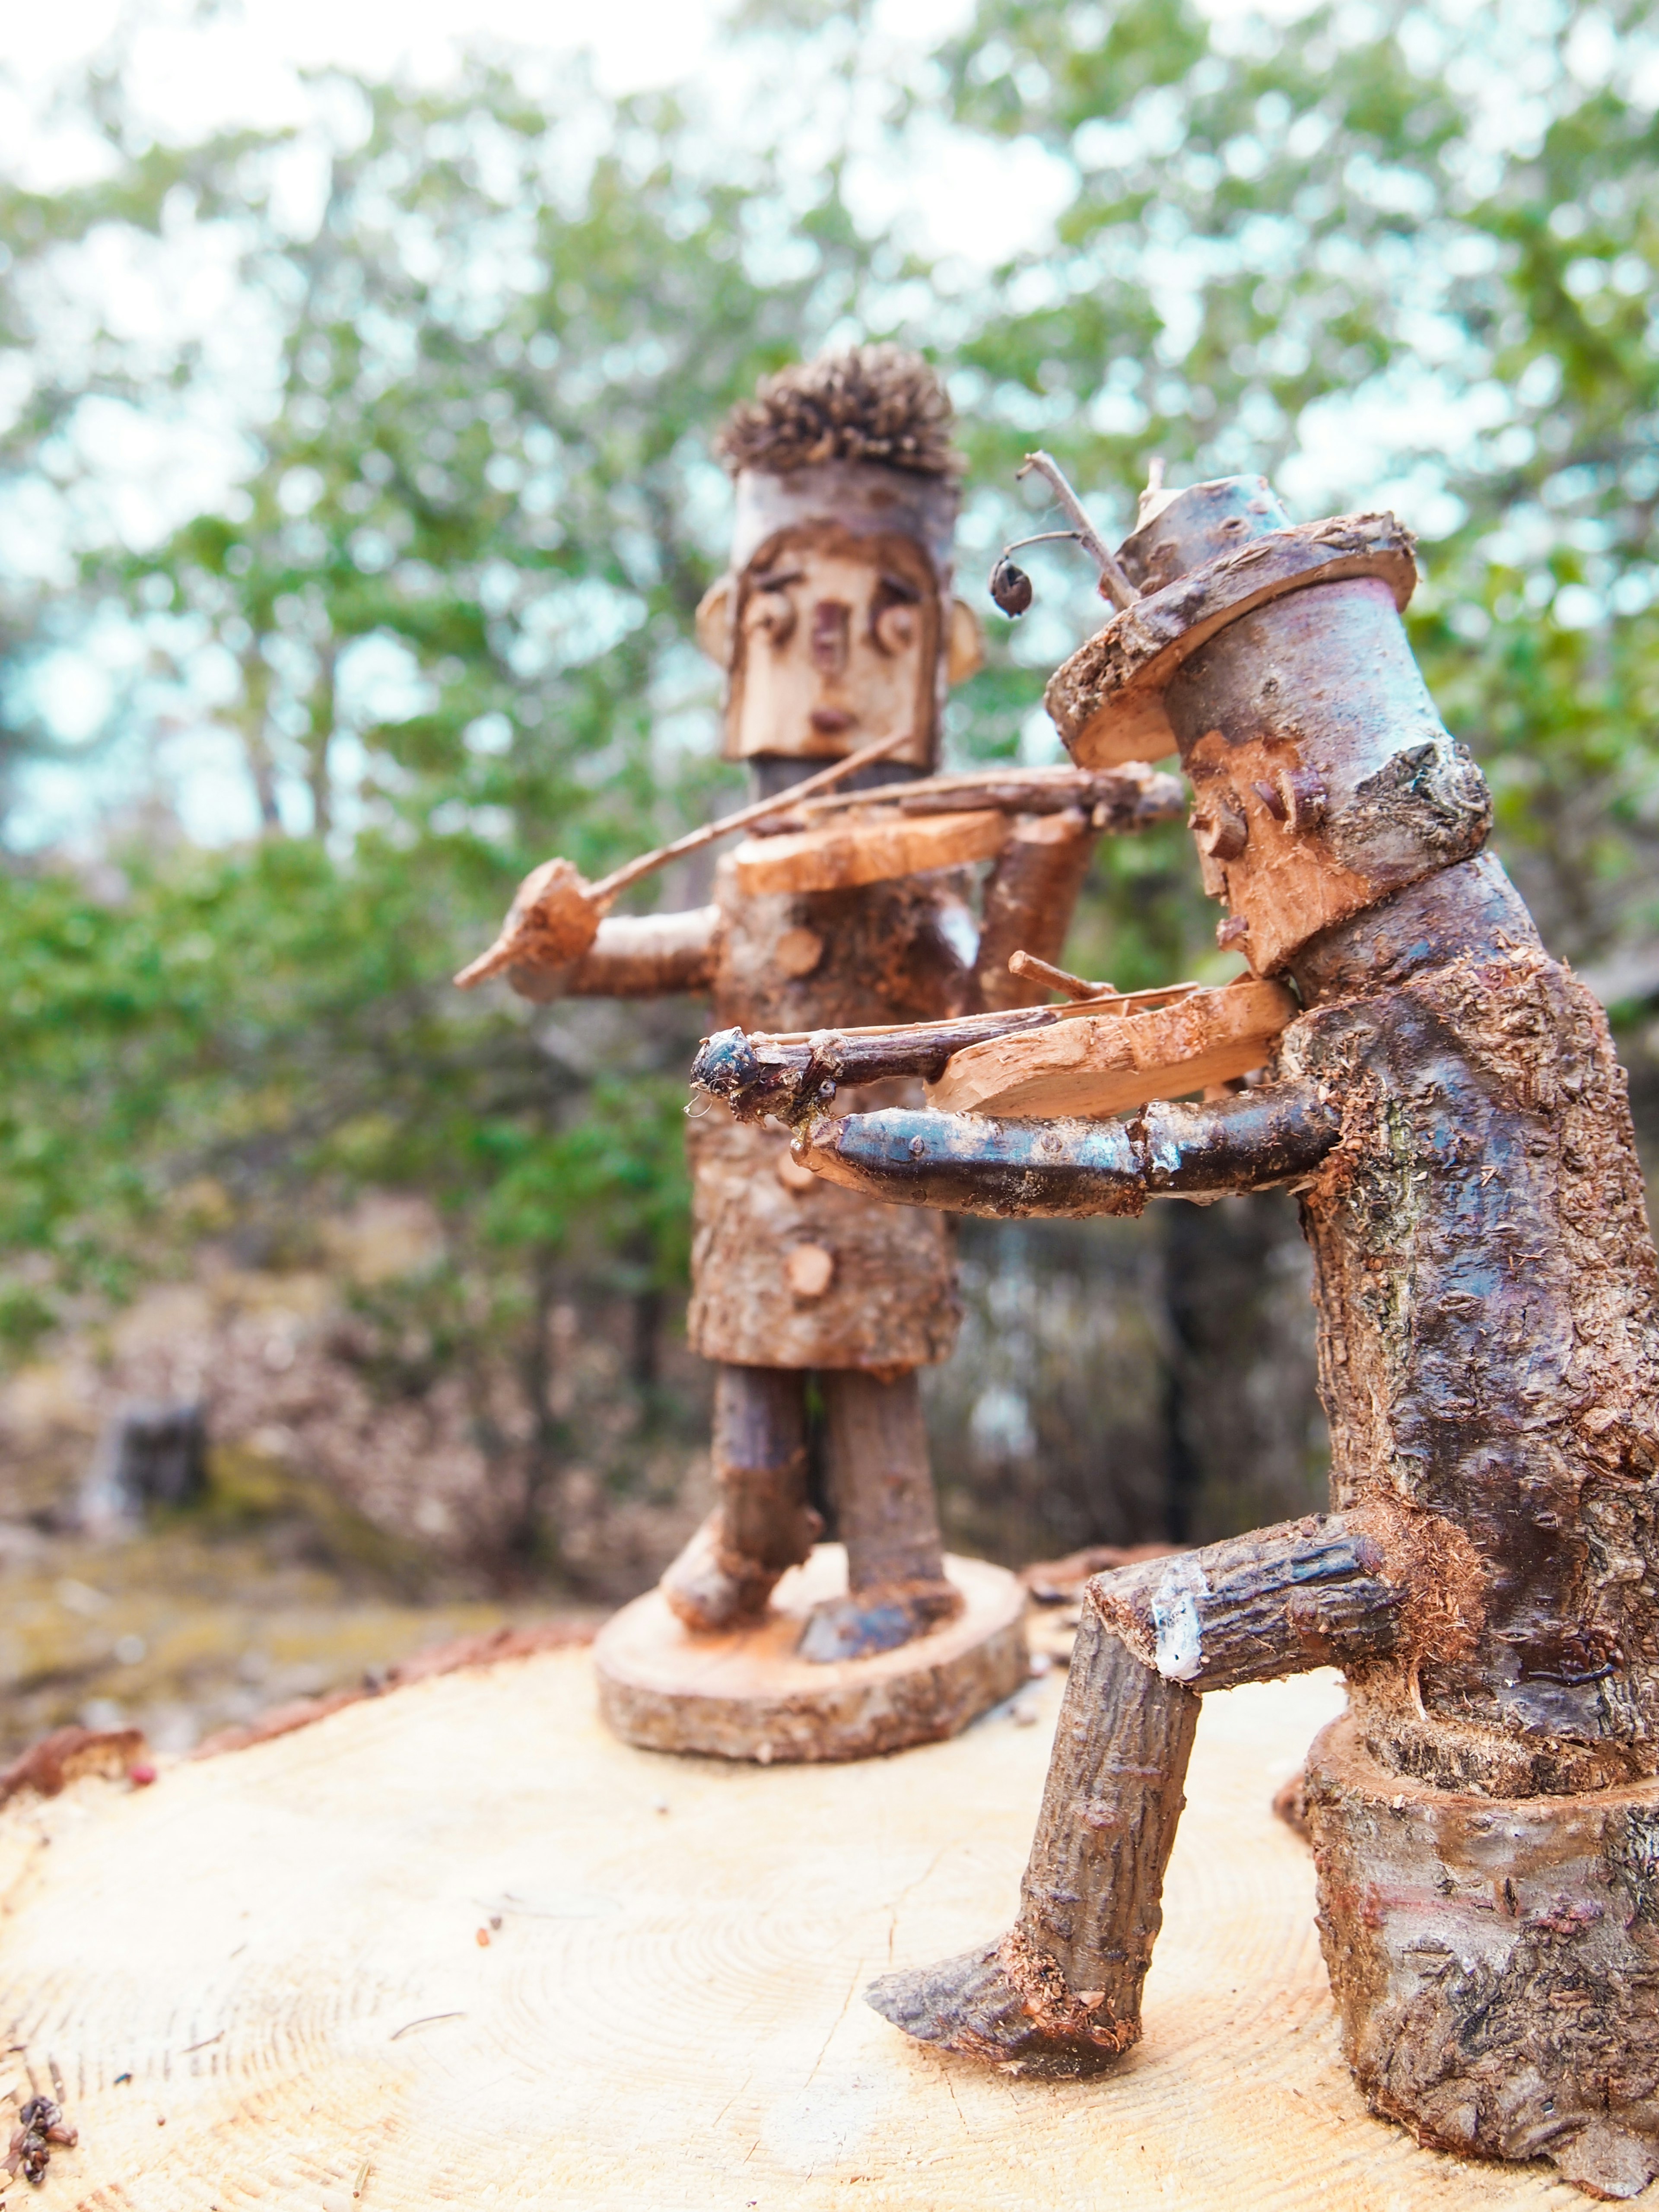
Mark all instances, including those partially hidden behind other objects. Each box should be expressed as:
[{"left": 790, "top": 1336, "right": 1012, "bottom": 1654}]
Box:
[{"left": 810, "top": 708, "right": 855, "bottom": 734}]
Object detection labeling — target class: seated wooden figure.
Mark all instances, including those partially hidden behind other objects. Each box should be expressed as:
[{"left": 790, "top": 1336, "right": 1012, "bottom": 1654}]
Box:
[
  {"left": 690, "top": 474, "right": 1659, "bottom": 2196},
  {"left": 458, "top": 350, "right": 1183, "bottom": 1759}
]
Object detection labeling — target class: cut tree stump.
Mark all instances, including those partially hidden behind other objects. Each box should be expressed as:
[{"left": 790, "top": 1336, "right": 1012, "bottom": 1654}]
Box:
[
  {"left": 595, "top": 1542, "right": 1026, "bottom": 1760},
  {"left": 0, "top": 1655, "right": 1587, "bottom": 2209}
]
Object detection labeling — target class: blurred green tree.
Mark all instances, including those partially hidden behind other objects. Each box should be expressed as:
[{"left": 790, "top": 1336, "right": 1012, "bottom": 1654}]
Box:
[
  {"left": 0, "top": 58, "right": 890, "bottom": 1566},
  {"left": 939, "top": 0, "right": 1659, "bottom": 981},
  {"left": 2, "top": 0, "right": 1655, "bottom": 1569}
]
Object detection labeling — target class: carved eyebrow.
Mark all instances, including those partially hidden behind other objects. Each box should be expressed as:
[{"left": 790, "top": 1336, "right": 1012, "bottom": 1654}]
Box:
[
  {"left": 750, "top": 568, "right": 806, "bottom": 591},
  {"left": 875, "top": 572, "right": 922, "bottom": 603}
]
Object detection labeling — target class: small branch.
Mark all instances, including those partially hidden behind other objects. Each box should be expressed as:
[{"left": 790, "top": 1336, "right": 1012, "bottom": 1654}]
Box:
[
  {"left": 1017, "top": 452, "right": 1140, "bottom": 612},
  {"left": 1007, "top": 951, "right": 1117, "bottom": 1003}
]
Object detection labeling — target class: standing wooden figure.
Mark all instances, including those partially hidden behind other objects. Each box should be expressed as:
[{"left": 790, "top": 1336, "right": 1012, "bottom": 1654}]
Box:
[
  {"left": 694, "top": 474, "right": 1659, "bottom": 2196},
  {"left": 460, "top": 350, "right": 1182, "bottom": 1762}
]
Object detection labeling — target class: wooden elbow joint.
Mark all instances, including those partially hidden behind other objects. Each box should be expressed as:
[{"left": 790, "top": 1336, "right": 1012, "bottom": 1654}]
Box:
[{"left": 1090, "top": 1513, "right": 1407, "bottom": 1692}]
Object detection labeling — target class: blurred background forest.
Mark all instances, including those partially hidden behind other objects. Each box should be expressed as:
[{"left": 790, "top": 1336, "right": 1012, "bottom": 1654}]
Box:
[{"left": 0, "top": 0, "right": 1655, "bottom": 1753}]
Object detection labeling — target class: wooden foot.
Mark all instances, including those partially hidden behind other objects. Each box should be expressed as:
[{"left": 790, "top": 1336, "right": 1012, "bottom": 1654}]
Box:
[
  {"left": 864, "top": 1936, "right": 1122, "bottom": 2070},
  {"left": 594, "top": 1543, "right": 1027, "bottom": 1763}
]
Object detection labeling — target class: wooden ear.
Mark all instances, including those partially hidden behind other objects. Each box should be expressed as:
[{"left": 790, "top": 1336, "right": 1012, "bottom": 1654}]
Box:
[
  {"left": 696, "top": 577, "right": 734, "bottom": 667},
  {"left": 946, "top": 597, "right": 984, "bottom": 685}
]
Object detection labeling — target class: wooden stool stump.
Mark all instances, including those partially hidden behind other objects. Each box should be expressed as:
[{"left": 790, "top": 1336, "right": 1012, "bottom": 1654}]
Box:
[{"left": 594, "top": 1543, "right": 1027, "bottom": 1762}]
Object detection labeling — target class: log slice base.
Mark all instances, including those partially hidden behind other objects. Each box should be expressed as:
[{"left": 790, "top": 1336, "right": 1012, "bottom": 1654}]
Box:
[
  {"left": 1308, "top": 1712, "right": 1659, "bottom": 2201},
  {"left": 594, "top": 1543, "right": 1027, "bottom": 1762}
]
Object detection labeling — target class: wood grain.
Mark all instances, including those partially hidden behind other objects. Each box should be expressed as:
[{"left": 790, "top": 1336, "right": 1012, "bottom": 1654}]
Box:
[
  {"left": 596, "top": 1544, "right": 1023, "bottom": 1761},
  {"left": 728, "top": 809, "right": 1010, "bottom": 896},
  {"left": 0, "top": 1656, "right": 1590, "bottom": 2209},
  {"left": 925, "top": 977, "right": 1296, "bottom": 1118}
]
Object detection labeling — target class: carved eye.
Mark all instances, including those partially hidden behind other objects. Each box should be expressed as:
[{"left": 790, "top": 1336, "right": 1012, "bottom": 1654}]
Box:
[
  {"left": 747, "top": 589, "right": 796, "bottom": 647},
  {"left": 873, "top": 601, "right": 917, "bottom": 656}
]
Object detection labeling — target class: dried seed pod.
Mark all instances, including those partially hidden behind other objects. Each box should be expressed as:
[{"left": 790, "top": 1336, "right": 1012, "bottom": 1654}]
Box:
[{"left": 989, "top": 557, "right": 1033, "bottom": 617}]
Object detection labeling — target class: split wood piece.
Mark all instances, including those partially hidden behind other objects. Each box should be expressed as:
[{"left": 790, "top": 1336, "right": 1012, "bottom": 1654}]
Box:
[
  {"left": 455, "top": 729, "right": 910, "bottom": 985},
  {"left": 924, "top": 976, "right": 1296, "bottom": 1119},
  {"left": 1043, "top": 512, "right": 1417, "bottom": 767},
  {"left": 758, "top": 761, "right": 1186, "bottom": 833},
  {"left": 728, "top": 807, "right": 1010, "bottom": 898},
  {"left": 594, "top": 1543, "right": 1026, "bottom": 1763},
  {"left": 1309, "top": 1713, "right": 1659, "bottom": 2202},
  {"left": 690, "top": 981, "right": 1213, "bottom": 1125}
]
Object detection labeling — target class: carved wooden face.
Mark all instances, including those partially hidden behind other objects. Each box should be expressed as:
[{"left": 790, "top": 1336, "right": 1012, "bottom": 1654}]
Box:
[{"left": 714, "top": 525, "right": 944, "bottom": 767}]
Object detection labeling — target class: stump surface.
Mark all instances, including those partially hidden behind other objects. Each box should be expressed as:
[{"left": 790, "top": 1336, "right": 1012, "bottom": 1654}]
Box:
[
  {"left": 595, "top": 1544, "right": 1026, "bottom": 1760},
  {"left": 0, "top": 1649, "right": 1598, "bottom": 2209}
]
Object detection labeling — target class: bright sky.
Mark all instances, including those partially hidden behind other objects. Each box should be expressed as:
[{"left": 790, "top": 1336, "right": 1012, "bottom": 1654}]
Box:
[
  {"left": 8, "top": 0, "right": 732, "bottom": 123},
  {"left": 0, "top": 0, "right": 1550, "bottom": 849},
  {"left": 6, "top": 0, "right": 1074, "bottom": 847}
]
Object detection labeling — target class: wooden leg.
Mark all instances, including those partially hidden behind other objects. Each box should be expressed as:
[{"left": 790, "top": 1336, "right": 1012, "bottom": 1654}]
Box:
[
  {"left": 662, "top": 1366, "right": 818, "bottom": 1632},
  {"left": 798, "top": 1369, "right": 960, "bottom": 1662},
  {"left": 866, "top": 1587, "right": 1199, "bottom": 2063}
]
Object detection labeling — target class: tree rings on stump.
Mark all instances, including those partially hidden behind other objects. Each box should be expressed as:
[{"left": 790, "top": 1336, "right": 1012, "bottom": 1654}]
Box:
[
  {"left": 594, "top": 1544, "right": 1027, "bottom": 1762},
  {"left": 1307, "top": 1713, "right": 1659, "bottom": 2200}
]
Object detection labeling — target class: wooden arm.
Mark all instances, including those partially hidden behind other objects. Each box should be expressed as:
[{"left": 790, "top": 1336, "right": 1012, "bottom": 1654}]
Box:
[
  {"left": 972, "top": 810, "right": 1099, "bottom": 1011},
  {"left": 793, "top": 1085, "right": 1341, "bottom": 1218},
  {"left": 507, "top": 906, "right": 719, "bottom": 1004}
]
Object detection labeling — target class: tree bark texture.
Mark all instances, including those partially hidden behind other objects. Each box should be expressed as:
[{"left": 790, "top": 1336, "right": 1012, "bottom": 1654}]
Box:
[
  {"left": 683, "top": 1089, "right": 961, "bottom": 1372},
  {"left": 820, "top": 1369, "right": 952, "bottom": 1600},
  {"left": 844, "top": 476, "right": 1659, "bottom": 2190},
  {"left": 798, "top": 1083, "right": 1343, "bottom": 1217},
  {"left": 867, "top": 1596, "right": 1199, "bottom": 2065},
  {"left": 1307, "top": 1714, "right": 1659, "bottom": 2201},
  {"left": 662, "top": 1366, "right": 817, "bottom": 1631}
]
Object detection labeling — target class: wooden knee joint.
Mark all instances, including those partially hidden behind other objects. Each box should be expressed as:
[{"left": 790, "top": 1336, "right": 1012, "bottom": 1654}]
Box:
[{"left": 1088, "top": 1513, "right": 1408, "bottom": 1692}]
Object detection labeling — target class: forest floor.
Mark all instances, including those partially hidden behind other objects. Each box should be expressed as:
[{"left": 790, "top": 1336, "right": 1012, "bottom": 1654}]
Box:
[{"left": 0, "top": 1503, "right": 606, "bottom": 1764}]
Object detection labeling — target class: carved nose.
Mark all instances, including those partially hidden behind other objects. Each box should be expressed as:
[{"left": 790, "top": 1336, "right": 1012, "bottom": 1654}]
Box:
[{"left": 811, "top": 600, "right": 850, "bottom": 675}]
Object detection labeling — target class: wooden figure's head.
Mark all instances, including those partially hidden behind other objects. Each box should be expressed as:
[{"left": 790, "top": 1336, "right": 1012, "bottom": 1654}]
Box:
[
  {"left": 697, "top": 349, "right": 982, "bottom": 770},
  {"left": 1046, "top": 475, "right": 1492, "bottom": 973}
]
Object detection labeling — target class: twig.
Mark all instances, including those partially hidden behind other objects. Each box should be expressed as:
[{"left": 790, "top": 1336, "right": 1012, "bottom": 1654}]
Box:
[
  {"left": 1007, "top": 951, "right": 1118, "bottom": 1002},
  {"left": 588, "top": 730, "right": 912, "bottom": 903},
  {"left": 1017, "top": 452, "right": 1140, "bottom": 612}
]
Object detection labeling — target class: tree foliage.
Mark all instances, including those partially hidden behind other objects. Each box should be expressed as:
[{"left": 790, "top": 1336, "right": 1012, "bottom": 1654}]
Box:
[{"left": 1, "top": 0, "right": 1655, "bottom": 1564}]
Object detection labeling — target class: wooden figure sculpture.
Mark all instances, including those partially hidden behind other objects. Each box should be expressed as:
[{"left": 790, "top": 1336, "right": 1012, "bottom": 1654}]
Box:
[
  {"left": 458, "top": 350, "right": 1183, "bottom": 1761},
  {"left": 691, "top": 472, "right": 1659, "bottom": 2197}
]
